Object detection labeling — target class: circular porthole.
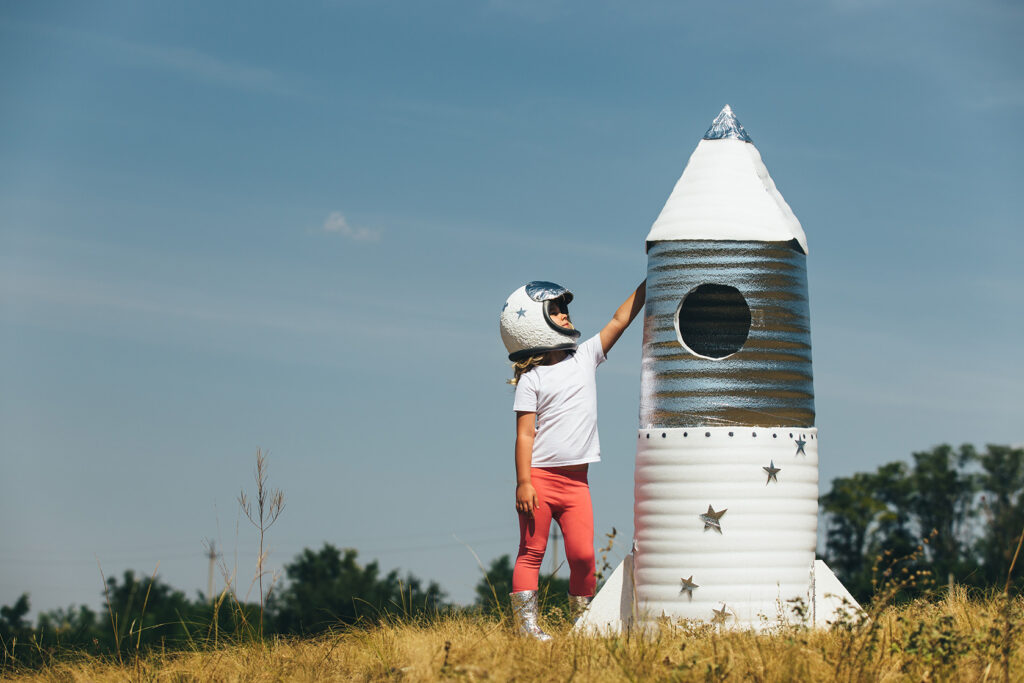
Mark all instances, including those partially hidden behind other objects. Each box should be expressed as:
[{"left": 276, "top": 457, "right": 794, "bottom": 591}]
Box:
[{"left": 675, "top": 283, "right": 751, "bottom": 359}]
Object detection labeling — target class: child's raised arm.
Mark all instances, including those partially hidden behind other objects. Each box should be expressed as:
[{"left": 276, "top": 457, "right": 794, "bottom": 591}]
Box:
[{"left": 599, "top": 280, "right": 646, "bottom": 355}]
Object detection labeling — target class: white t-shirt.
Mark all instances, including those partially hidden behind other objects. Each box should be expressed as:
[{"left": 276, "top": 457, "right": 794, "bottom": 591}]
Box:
[{"left": 513, "top": 334, "right": 606, "bottom": 467}]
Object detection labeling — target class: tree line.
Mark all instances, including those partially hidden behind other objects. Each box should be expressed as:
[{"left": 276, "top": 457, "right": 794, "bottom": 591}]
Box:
[
  {"left": 0, "top": 542, "right": 576, "bottom": 667},
  {"left": 1, "top": 544, "right": 448, "bottom": 666},
  {"left": 3, "top": 443, "right": 1021, "bottom": 663},
  {"left": 820, "top": 444, "right": 1024, "bottom": 602}
]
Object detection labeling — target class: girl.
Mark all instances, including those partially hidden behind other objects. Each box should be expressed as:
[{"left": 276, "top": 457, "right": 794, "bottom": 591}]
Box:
[{"left": 499, "top": 279, "right": 646, "bottom": 639}]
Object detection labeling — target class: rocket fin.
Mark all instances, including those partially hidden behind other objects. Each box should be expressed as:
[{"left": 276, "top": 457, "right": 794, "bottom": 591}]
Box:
[
  {"left": 573, "top": 554, "right": 633, "bottom": 635},
  {"left": 574, "top": 556, "right": 862, "bottom": 632},
  {"left": 813, "top": 559, "right": 865, "bottom": 626}
]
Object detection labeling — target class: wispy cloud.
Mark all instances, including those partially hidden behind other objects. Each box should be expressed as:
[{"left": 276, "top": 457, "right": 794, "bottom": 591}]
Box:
[
  {"left": 322, "top": 211, "right": 380, "bottom": 242},
  {"left": 113, "top": 39, "right": 292, "bottom": 96},
  {"left": 0, "top": 18, "right": 295, "bottom": 96},
  {"left": 0, "top": 267, "right": 487, "bottom": 363}
]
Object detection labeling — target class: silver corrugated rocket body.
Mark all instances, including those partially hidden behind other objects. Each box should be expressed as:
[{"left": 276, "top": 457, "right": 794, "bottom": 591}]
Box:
[{"left": 578, "top": 106, "right": 858, "bottom": 632}]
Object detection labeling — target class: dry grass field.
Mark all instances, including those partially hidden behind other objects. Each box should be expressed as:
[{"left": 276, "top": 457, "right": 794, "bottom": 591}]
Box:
[{"left": 4, "top": 587, "right": 1021, "bottom": 682}]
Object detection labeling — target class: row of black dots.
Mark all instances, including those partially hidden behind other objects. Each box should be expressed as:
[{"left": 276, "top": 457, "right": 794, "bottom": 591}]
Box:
[{"left": 640, "top": 432, "right": 816, "bottom": 439}]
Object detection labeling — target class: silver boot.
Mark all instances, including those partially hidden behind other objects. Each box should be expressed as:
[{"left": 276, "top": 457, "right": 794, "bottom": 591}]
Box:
[
  {"left": 509, "top": 590, "right": 552, "bottom": 641},
  {"left": 568, "top": 594, "right": 593, "bottom": 624}
]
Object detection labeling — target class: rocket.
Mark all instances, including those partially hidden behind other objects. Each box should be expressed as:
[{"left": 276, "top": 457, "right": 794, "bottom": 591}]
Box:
[{"left": 579, "top": 106, "right": 859, "bottom": 631}]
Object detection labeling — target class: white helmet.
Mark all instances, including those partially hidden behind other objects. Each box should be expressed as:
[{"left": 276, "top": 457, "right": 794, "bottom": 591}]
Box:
[{"left": 500, "top": 281, "right": 582, "bottom": 361}]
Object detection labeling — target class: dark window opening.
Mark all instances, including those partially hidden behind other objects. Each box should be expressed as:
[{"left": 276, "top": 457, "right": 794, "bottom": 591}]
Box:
[{"left": 676, "top": 283, "right": 751, "bottom": 359}]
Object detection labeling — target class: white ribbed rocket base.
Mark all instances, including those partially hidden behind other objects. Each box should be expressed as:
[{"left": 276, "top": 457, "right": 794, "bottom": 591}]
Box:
[{"left": 633, "top": 426, "right": 818, "bottom": 627}]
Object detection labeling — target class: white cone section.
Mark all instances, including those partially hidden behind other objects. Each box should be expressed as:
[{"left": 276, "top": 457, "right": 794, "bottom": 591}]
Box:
[
  {"left": 645, "top": 138, "right": 808, "bottom": 253},
  {"left": 633, "top": 427, "right": 818, "bottom": 627}
]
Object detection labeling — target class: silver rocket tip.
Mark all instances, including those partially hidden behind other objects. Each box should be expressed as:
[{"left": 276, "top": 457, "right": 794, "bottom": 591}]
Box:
[{"left": 703, "top": 104, "right": 752, "bottom": 142}]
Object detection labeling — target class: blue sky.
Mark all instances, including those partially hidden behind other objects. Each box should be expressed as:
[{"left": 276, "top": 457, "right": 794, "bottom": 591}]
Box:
[{"left": 2, "top": 0, "right": 1021, "bottom": 613}]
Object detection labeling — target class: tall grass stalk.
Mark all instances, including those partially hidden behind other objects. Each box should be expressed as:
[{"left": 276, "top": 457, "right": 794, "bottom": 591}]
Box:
[
  {"left": 129, "top": 563, "right": 159, "bottom": 679},
  {"left": 95, "top": 561, "right": 120, "bottom": 667},
  {"left": 1000, "top": 526, "right": 1024, "bottom": 683},
  {"left": 455, "top": 534, "right": 507, "bottom": 623},
  {"left": 238, "top": 448, "right": 285, "bottom": 640}
]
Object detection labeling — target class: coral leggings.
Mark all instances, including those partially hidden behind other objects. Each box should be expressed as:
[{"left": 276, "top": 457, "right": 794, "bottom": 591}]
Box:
[{"left": 512, "top": 467, "right": 596, "bottom": 597}]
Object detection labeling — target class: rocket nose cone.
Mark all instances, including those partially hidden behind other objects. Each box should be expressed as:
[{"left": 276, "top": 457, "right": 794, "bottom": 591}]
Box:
[
  {"left": 645, "top": 104, "right": 807, "bottom": 252},
  {"left": 703, "top": 105, "right": 752, "bottom": 142}
]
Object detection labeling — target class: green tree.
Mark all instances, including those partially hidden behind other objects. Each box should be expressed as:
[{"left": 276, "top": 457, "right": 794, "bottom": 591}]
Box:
[
  {"left": 35, "top": 604, "right": 99, "bottom": 650},
  {"left": 97, "top": 570, "right": 261, "bottom": 651},
  {"left": 269, "top": 544, "right": 446, "bottom": 634},
  {"left": 474, "top": 554, "right": 514, "bottom": 609},
  {"left": 869, "top": 461, "right": 918, "bottom": 562},
  {"left": 0, "top": 593, "right": 31, "bottom": 646},
  {"left": 820, "top": 472, "right": 888, "bottom": 601},
  {"left": 100, "top": 570, "right": 196, "bottom": 651},
  {"left": 822, "top": 461, "right": 921, "bottom": 601},
  {"left": 822, "top": 443, "right": 1024, "bottom": 601},
  {"left": 974, "top": 444, "right": 1024, "bottom": 587},
  {"left": 1, "top": 593, "right": 36, "bottom": 668},
  {"left": 907, "top": 444, "right": 976, "bottom": 586}
]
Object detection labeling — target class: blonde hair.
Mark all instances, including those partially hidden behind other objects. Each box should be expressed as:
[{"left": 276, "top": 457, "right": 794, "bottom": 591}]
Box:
[{"left": 507, "top": 354, "right": 547, "bottom": 385}]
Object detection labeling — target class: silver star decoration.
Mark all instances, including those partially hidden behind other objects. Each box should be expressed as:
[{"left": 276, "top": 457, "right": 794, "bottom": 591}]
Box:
[
  {"left": 680, "top": 576, "right": 699, "bottom": 597},
  {"left": 699, "top": 505, "right": 727, "bottom": 533},
  {"left": 516, "top": 307, "right": 527, "bottom": 319},
  {"left": 795, "top": 437, "right": 807, "bottom": 456},
  {"left": 763, "top": 460, "right": 781, "bottom": 484},
  {"left": 711, "top": 604, "right": 732, "bottom": 625}
]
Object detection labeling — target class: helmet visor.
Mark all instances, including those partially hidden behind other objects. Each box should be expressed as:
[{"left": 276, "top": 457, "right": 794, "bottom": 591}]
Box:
[{"left": 525, "top": 281, "right": 574, "bottom": 305}]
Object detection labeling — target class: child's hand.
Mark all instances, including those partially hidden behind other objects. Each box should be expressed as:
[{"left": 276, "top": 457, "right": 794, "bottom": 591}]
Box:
[{"left": 516, "top": 482, "right": 539, "bottom": 517}]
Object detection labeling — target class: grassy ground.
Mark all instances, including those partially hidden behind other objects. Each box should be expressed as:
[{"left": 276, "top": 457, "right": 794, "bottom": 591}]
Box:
[{"left": 4, "top": 588, "right": 1021, "bottom": 682}]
